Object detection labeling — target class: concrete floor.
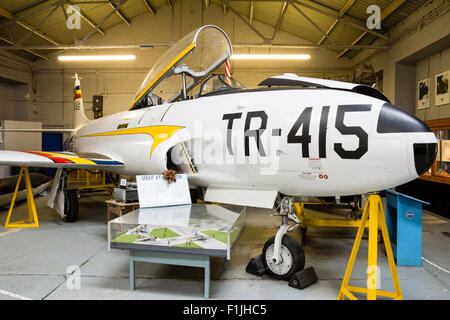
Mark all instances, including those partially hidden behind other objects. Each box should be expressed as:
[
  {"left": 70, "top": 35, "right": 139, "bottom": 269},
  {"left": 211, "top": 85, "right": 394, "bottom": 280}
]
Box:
[{"left": 0, "top": 192, "right": 449, "bottom": 300}]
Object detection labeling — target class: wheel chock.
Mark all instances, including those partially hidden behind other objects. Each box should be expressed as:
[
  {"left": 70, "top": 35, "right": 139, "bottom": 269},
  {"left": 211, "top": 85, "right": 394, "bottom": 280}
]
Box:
[
  {"left": 245, "top": 255, "right": 267, "bottom": 276},
  {"left": 289, "top": 267, "right": 318, "bottom": 290}
]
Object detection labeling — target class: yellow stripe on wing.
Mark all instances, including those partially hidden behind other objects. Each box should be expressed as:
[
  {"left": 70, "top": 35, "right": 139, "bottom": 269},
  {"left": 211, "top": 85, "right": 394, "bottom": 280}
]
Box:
[
  {"left": 37, "top": 151, "right": 98, "bottom": 165},
  {"left": 81, "top": 125, "right": 184, "bottom": 157}
]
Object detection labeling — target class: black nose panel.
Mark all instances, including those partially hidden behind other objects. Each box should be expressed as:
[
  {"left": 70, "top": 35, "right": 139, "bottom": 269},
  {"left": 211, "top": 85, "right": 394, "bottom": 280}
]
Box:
[
  {"left": 414, "top": 143, "right": 438, "bottom": 176},
  {"left": 377, "top": 103, "right": 432, "bottom": 133}
]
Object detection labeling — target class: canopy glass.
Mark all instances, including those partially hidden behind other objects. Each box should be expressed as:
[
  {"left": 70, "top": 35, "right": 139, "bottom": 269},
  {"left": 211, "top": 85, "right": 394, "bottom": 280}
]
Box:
[{"left": 131, "top": 25, "right": 232, "bottom": 109}]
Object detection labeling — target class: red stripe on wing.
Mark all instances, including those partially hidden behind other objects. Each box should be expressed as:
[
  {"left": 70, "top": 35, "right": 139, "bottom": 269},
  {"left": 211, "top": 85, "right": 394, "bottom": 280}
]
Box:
[{"left": 24, "top": 151, "right": 74, "bottom": 164}]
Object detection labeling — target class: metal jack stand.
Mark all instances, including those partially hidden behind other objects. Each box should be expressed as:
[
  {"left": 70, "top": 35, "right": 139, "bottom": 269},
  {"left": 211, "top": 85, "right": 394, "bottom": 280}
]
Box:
[
  {"left": 4, "top": 167, "right": 39, "bottom": 228},
  {"left": 337, "top": 194, "right": 402, "bottom": 300}
]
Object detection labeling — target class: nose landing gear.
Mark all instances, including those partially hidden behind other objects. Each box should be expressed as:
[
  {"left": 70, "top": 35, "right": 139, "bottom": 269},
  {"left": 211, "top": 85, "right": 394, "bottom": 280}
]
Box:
[{"left": 261, "top": 196, "right": 305, "bottom": 280}]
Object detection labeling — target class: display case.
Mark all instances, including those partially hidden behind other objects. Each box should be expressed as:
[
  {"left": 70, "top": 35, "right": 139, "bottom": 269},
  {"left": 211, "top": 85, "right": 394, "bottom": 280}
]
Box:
[
  {"left": 108, "top": 203, "right": 246, "bottom": 259},
  {"left": 420, "top": 118, "right": 450, "bottom": 185}
]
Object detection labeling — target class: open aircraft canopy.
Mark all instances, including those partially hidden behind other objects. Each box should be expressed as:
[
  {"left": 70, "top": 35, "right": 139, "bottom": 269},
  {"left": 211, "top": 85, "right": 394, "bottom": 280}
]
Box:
[{"left": 131, "top": 25, "right": 232, "bottom": 109}]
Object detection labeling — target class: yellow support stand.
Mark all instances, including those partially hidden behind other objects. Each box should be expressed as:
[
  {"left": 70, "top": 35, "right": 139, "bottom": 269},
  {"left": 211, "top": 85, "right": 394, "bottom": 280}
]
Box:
[
  {"left": 67, "top": 169, "right": 115, "bottom": 192},
  {"left": 4, "top": 167, "right": 39, "bottom": 228},
  {"left": 337, "top": 194, "right": 402, "bottom": 300},
  {"left": 294, "top": 202, "right": 369, "bottom": 228}
]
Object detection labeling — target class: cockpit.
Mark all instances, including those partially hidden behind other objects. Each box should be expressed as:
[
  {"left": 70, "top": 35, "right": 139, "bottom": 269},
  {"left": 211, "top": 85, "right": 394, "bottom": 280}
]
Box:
[
  {"left": 198, "top": 74, "right": 245, "bottom": 96},
  {"left": 130, "top": 25, "right": 235, "bottom": 111}
]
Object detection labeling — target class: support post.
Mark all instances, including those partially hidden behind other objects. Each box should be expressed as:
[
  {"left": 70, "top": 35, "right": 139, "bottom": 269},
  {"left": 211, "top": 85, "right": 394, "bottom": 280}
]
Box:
[
  {"left": 4, "top": 167, "right": 39, "bottom": 228},
  {"left": 130, "top": 250, "right": 135, "bottom": 290},
  {"left": 337, "top": 194, "right": 403, "bottom": 300},
  {"left": 204, "top": 260, "right": 210, "bottom": 299}
]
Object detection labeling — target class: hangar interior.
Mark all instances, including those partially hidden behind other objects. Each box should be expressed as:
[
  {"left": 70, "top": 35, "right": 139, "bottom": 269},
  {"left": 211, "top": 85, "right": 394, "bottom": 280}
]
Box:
[{"left": 0, "top": 0, "right": 449, "bottom": 300}]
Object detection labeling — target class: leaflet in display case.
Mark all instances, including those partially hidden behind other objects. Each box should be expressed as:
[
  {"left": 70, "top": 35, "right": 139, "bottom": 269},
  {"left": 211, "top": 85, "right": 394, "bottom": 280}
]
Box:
[{"left": 108, "top": 203, "right": 246, "bottom": 259}]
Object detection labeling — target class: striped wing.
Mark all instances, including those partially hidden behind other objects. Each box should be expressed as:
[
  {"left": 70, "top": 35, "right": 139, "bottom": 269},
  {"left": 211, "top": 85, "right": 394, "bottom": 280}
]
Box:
[{"left": 0, "top": 150, "right": 123, "bottom": 169}]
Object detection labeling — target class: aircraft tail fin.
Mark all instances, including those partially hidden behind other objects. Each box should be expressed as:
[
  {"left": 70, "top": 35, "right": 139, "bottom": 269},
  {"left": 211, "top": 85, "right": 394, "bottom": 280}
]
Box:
[{"left": 73, "top": 73, "right": 90, "bottom": 129}]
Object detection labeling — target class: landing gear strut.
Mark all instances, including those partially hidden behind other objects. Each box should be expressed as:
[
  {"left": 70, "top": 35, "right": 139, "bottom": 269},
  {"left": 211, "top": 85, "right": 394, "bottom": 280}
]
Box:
[
  {"left": 64, "top": 189, "right": 79, "bottom": 222},
  {"left": 261, "top": 196, "right": 305, "bottom": 280},
  {"left": 48, "top": 169, "right": 79, "bottom": 222}
]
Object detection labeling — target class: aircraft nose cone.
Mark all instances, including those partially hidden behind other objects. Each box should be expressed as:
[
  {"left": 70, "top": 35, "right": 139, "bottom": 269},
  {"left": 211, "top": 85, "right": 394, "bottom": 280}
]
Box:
[
  {"left": 413, "top": 143, "right": 438, "bottom": 176},
  {"left": 377, "top": 103, "right": 432, "bottom": 134},
  {"left": 376, "top": 103, "right": 437, "bottom": 176}
]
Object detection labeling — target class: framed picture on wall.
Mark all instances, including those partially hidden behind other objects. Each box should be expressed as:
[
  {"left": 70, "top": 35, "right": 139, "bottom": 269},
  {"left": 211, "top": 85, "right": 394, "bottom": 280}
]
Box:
[
  {"left": 435, "top": 71, "right": 449, "bottom": 106},
  {"left": 418, "top": 78, "right": 430, "bottom": 109}
]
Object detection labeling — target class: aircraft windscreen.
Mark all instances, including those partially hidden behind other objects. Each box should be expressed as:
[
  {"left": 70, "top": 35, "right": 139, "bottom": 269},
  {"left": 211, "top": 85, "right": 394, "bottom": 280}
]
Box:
[
  {"left": 131, "top": 25, "right": 232, "bottom": 109},
  {"left": 200, "top": 74, "right": 245, "bottom": 96}
]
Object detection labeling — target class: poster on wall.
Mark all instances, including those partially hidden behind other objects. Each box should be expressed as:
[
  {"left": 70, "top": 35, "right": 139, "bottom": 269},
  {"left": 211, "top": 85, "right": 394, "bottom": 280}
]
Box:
[
  {"left": 417, "top": 78, "right": 430, "bottom": 109},
  {"left": 435, "top": 71, "right": 449, "bottom": 106}
]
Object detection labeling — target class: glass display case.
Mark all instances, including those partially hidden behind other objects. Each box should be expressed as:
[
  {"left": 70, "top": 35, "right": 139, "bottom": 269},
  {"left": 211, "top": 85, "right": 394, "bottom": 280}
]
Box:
[
  {"left": 420, "top": 118, "right": 450, "bottom": 185},
  {"left": 108, "top": 203, "right": 246, "bottom": 259}
]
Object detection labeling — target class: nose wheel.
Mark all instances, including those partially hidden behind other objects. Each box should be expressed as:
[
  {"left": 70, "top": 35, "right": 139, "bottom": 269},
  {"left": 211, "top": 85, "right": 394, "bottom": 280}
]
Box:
[
  {"left": 262, "top": 235, "right": 305, "bottom": 280},
  {"left": 261, "top": 196, "right": 306, "bottom": 280}
]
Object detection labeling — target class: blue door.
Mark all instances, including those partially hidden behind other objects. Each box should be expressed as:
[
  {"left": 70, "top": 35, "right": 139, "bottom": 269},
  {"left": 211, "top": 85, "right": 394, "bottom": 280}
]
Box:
[{"left": 42, "top": 132, "right": 63, "bottom": 177}]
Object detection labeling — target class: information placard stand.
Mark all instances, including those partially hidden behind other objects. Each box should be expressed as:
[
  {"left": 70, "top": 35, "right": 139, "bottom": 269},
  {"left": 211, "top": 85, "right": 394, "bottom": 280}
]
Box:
[{"left": 136, "top": 174, "right": 191, "bottom": 208}]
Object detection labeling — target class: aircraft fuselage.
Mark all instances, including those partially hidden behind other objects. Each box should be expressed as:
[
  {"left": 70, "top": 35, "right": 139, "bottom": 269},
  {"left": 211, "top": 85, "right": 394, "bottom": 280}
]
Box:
[{"left": 74, "top": 87, "right": 437, "bottom": 197}]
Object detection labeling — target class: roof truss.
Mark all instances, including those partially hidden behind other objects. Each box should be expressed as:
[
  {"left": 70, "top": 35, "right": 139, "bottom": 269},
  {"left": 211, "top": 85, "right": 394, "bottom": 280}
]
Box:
[{"left": 0, "top": 0, "right": 416, "bottom": 60}]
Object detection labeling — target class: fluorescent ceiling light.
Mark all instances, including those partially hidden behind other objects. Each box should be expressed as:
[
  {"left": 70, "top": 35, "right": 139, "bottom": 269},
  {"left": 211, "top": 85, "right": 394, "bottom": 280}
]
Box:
[
  {"left": 231, "top": 54, "right": 310, "bottom": 60},
  {"left": 58, "top": 55, "right": 136, "bottom": 61}
]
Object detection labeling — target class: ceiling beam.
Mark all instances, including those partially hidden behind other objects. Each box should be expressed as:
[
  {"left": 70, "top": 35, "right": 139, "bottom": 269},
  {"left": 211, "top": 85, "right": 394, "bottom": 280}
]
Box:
[
  {"left": 249, "top": 1, "right": 255, "bottom": 24},
  {"left": 337, "top": 0, "right": 406, "bottom": 58},
  {"left": 291, "top": 2, "right": 344, "bottom": 46},
  {"left": 291, "top": 1, "right": 388, "bottom": 41},
  {"left": 10, "top": 0, "right": 51, "bottom": 16},
  {"left": 229, "top": 0, "right": 389, "bottom": 41},
  {"left": 223, "top": 0, "right": 228, "bottom": 15},
  {"left": 65, "top": 1, "right": 118, "bottom": 3},
  {"left": 0, "top": 1, "right": 58, "bottom": 31},
  {"left": 109, "top": 1, "right": 130, "bottom": 25},
  {"left": 317, "top": 0, "right": 355, "bottom": 45},
  {"left": 81, "top": 0, "right": 127, "bottom": 43},
  {"left": 66, "top": 0, "right": 106, "bottom": 35},
  {"left": 228, "top": 6, "right": 269, "bottom": 43},
  {"left": 0, "top": 42, "right": 389, "bottom": 50},
  {"left": 143, "top": 0, "right": 156, "bottom": 14},
  {"left": 0, "top": 5, "right": 61, "bottom": 46},
  {"left": 14, "top": 3, "right": 59, "bottom": 46},
  {"left": 0, "top": 7, "right": 14, "bottom": 20},
  {"left": 271, "top": 2, "right": 288, "bottom": 40},
  {"left": 381, "top": 0, "right": 407, "bottom": 20},
  {"left": 1, "top": 1, "right": 70, "bottom": 28},
  {"left": 0, "top": 34, "right": 48, "bottom": 60},
  {"left": 60, "top": 3, "right": 78, "bottom": 44},
  {"left": 16, "top": 19, "right": 61, "bottom": 46},
  {"left": 2, "top": 0, "right": 106, "bottom": 37}
]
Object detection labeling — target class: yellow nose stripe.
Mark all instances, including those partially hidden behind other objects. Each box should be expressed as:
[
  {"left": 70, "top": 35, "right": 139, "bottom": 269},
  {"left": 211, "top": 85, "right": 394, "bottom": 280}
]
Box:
[{"left": 81, "top": 125, "right": 184, "bottom": 157}]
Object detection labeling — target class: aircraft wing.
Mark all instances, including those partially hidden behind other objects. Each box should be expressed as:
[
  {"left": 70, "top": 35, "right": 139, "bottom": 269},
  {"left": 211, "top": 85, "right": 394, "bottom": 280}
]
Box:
[{"left": 0, "top": 150, "right": 124, "bottom": 169}]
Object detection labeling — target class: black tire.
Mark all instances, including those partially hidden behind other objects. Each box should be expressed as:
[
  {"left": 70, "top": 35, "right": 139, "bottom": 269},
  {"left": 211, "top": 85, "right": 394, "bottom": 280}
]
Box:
[
  {"left": 300, "top": 227, "right": 308, "bottom": 243},
  {"left": 262, "top": 235, "right": 305, "bottom": 280},
  {"left": 64, "top": 190, "right": 79, "bottom": 222},
  {"left": 189, "top": 187, "right": 204, "bottom": 204}
]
